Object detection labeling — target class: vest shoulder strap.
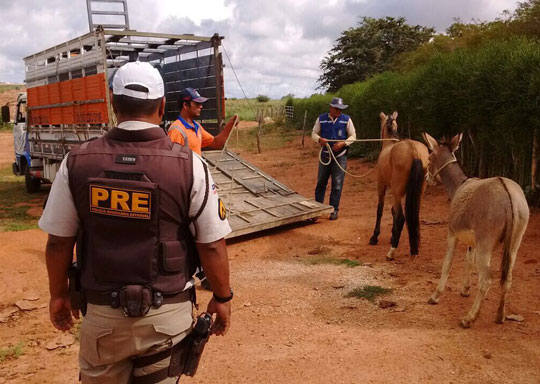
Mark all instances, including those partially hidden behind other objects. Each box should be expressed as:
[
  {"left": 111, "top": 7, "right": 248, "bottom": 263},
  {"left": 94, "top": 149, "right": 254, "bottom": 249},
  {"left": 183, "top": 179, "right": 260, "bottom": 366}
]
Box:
[
  {"left": 171, "top": 124, "right": 189, "bottom": 148},
  {"left": 192, "top": 160, "right": 209, "bottom": 222}
]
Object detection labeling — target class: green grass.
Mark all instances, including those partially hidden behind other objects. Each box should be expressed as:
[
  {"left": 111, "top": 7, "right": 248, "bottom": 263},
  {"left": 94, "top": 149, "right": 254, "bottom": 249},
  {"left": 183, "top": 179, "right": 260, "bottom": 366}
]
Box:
[
  {"left": 71, "top": 320, "right": 82, "bottom": 342},
  {"left": 0, "top": 84, "right": 23, "bottom": 93},
  {"left": 345, "top": 285, "right": 392, "bottom": 302},
  {"left": 0, "top": 165, "right": 47, "bottom": 232},
  {"left": 225, "top": 98, "right": 286, "bottom": 121},
  {"left": 303, "top": 255, "right": 363, "bottom": 268},
  {"left": 0, "top": 123, "right": 12, "bottom": 132},
  {"left": 230, "top": 123, "right": 299, "bottom": 153},
  {"left": 0, "top": 342, "right": 24, "bottom": 363}
]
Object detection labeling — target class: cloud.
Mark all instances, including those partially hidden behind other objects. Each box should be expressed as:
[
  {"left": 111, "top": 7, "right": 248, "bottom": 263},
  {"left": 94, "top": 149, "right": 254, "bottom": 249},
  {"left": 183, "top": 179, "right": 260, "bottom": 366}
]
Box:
[{"left": 0, "top": 0, "right": 519, "bottom": 98}]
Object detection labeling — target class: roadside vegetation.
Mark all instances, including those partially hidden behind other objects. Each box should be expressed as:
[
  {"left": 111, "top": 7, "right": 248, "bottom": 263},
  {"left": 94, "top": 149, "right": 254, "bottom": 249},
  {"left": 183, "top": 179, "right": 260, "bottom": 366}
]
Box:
[
  {"left": 0, "top": 342, "right": 24, "bottom": 363},
  {"left": 291, "top": 0, "right": 540, "bottom": 199},
  {"left": 226, "top": 98, "right": 287, "bottom": 121},
  {"left": 229, "top": 122, "right": 298, "bottom": 153},
  {"left": 0, "top": 122, "right": 12, "bottom": 132},
  {"left": 304, "top": 256, "right": 363, "bottom": 268},
  {"left": 0, "top": 84, "right": 23, "bottom": 93},
  {"left": 0, "top": 165, "right": 46, "bottom": 232},
  {"left": 346, "top": 285, "right": 392, "bottom": 302}
]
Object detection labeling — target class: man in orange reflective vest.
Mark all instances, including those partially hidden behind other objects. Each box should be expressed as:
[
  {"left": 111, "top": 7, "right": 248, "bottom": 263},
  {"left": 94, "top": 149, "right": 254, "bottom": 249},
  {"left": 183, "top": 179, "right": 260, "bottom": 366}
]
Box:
[{"left": 168, "top": 88, "right": 238, "bottom": 155}]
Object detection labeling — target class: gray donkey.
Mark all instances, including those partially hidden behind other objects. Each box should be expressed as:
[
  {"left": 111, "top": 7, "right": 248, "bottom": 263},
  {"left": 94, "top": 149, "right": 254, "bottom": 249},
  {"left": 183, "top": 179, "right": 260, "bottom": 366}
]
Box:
[{"left": 422, "top": 132, "right": 529, "bottom": 328}]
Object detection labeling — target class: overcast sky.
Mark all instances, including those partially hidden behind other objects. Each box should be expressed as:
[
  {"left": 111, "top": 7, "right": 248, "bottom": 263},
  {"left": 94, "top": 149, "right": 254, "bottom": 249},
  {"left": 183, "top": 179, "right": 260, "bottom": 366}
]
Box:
[{"left": 0, "top": 0, "right": 519, "bottom": 98}]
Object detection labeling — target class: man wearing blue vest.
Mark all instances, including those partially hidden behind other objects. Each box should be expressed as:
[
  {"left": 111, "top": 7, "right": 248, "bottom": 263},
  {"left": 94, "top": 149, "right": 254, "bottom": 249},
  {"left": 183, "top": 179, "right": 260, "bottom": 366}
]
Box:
[{"left": 312, "top": 97, "right": 356, "bottom": 220}]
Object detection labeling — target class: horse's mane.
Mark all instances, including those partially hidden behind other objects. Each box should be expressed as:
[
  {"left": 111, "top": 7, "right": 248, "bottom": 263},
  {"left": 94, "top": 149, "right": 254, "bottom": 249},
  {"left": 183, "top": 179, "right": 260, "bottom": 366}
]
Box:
[
  {"left": 438, "top": 136, "right": 453, "bottom": 150},
  {"left": 385, "top": 117, "right": 400, "bottom": 140}
]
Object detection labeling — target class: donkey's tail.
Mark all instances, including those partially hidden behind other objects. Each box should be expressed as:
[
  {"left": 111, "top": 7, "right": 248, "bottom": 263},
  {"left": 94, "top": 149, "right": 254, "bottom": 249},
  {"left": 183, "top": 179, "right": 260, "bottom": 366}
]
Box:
[
  {"left": 499, "top": 178, "right": 514, "bottom": 286},
  {"left": 405, "top": 159, "right": 425, "bottom": 256}
]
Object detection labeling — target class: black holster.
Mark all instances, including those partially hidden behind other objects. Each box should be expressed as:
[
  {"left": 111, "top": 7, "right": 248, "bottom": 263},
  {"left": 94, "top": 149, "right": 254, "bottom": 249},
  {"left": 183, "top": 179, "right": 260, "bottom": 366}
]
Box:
[
  {"left": 177, "top": 313, "right": 212, "bottom": 377},
  {"left": 67, "top": 262, "right": 84, "bottom": 313},
  {"left": 133, "top": 313, "right": 213, "bottom": 384}
]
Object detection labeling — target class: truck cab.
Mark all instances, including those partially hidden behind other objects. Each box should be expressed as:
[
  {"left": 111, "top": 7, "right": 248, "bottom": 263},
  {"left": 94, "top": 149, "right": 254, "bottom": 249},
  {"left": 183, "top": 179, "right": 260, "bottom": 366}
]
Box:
[{"left": 1, "top": 92, "right": 41, "bottom": 193}]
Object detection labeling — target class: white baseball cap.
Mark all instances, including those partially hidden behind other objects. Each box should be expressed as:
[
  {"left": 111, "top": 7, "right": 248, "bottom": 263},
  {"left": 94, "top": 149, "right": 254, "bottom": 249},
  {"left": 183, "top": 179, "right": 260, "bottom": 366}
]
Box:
[{"left": 112, "top": 61, "right": 165, "bottom": 100}]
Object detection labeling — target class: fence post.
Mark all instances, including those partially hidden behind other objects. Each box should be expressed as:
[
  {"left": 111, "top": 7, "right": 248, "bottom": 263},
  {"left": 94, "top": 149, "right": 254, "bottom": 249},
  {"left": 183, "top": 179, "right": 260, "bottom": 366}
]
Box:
[
  {"left": 532, "top": 129, "right": 538, "bottom": 192},
  {"left": 301, "top": 110, "right": 308, "bottom": 147},
  {"left": 257, "top": 115, "right": 262, "bottom": 154}
]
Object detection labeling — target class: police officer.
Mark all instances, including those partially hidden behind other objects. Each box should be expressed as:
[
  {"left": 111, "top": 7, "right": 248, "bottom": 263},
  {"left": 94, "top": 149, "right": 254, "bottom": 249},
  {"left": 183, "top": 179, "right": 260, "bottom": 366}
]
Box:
[
  {"left": 168, "top": 87, "right": 238, "bottom": 155},
  {"left": 39, "top": 62, "right": 233, "bottom": 384},
  {"left": 312, "top": 97, "right": 356, "bottom": 220}
]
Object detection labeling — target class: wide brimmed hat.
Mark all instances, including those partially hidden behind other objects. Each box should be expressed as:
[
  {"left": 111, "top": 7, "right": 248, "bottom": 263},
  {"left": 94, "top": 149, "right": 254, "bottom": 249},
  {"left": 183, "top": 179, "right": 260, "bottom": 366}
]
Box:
[{"left": 329, "top": 97, "right": 348, "bottom": 110}]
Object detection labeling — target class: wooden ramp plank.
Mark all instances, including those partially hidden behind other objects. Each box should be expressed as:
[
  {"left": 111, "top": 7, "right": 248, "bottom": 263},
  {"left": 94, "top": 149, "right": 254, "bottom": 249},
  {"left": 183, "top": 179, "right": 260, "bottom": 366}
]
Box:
[{"left": 202, "top": 150, "right": 334, "bottom": 239}]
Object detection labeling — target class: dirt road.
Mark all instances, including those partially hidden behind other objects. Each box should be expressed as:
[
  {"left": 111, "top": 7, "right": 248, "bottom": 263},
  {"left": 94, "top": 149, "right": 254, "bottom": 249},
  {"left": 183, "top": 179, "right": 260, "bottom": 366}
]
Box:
[{"left": 0, "top": 131, "right": 539, "bottom": 383}]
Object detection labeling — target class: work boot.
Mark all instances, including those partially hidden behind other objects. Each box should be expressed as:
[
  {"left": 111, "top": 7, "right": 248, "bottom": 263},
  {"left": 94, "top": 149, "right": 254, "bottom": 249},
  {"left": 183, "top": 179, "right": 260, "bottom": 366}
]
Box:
[{"left": 329, "top": 210, "right": 339, "bottom": 220}]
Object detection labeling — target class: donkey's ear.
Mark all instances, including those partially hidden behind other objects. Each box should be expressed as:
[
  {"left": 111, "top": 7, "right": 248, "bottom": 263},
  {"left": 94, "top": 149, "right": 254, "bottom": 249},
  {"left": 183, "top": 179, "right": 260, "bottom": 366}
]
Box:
[
  {"left": 422, "top": 131, "right": 438, "bottom": 151},
  {"left": 450, "top": 133, "right": 463, "bottom": 152},
  {"left": 380, "top": 112, "right": 387, "bottom": 121},
  {"left": 391, "top": 111, "right": 398, "bottom": 120}
]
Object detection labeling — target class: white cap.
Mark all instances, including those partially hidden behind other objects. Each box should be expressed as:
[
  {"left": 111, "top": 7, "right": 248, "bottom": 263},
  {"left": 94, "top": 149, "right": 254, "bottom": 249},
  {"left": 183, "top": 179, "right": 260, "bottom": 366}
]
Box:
[{"left": 112, "top": 61, "right": 165, "bottom": 100}]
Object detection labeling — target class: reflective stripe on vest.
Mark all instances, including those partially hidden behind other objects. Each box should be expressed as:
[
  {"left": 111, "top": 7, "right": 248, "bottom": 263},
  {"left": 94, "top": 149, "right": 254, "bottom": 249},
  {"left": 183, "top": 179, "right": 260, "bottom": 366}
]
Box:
[{"left": 319, "top": 112, "right": 350, "bottom": 141}]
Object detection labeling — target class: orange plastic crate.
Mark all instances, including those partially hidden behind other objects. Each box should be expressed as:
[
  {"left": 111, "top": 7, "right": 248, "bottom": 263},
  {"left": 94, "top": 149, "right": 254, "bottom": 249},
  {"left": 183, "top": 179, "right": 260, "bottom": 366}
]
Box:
[{"left": 28, "top": 73, "right": 108, "bottom": 126}]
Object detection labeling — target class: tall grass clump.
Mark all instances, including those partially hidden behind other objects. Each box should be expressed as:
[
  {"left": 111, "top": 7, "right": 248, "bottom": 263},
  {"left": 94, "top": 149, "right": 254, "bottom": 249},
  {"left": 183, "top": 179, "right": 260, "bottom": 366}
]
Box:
[{"left": 292, "top": 37, "right": 540, "bottom": 191}]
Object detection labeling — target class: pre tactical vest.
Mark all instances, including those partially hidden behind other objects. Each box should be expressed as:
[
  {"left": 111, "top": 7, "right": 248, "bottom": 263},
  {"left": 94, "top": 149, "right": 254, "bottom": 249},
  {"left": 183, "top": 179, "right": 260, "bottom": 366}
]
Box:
[
  {"left": 67, "top": 127, "right": 194, "bottom": 296},
  {"left": 319, "top": 113, "right": 350, "bottom": 155}
]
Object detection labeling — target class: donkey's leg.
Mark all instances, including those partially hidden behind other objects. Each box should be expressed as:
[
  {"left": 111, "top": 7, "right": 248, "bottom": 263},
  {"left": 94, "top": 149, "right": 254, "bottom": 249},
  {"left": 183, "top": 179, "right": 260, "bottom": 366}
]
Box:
[
  {"left": 460, "top": 247, "right": 492, "bottom": 328},
  {"left": 495, "top": 251, "right": 516, "bottom": 324},
  {"left": 370, "top": 182, "right": 387, "bottom": 245},
  {"left": 461, "top": 247, "right": 475, "bottom": 297},
  {"left": 428, "top": 233, "right": 457, "bottom": 304},
  {"left": 496, "top": 219, "right": 527, "bottom": 324},
  {"left": 387, "top": 199, "right": 405, "bottom": 261}
]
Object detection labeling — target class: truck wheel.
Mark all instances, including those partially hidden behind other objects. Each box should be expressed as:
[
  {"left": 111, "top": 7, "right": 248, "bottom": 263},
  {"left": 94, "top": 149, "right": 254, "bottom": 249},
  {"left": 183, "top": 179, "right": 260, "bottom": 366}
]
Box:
[{"left": 25, "top": 171, "right": 41, "bottom": 193}]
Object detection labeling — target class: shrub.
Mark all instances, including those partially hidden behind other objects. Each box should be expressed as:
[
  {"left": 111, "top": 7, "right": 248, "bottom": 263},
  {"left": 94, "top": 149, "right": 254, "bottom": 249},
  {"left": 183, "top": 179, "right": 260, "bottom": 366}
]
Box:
[{"left": 256, "top": 95, "right": 270, "bottom": 103}]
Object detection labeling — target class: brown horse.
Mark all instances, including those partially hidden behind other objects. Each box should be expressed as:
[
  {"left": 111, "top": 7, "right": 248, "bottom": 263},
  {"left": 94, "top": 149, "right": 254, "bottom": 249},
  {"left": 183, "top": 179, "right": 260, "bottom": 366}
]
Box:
[
  {"left": 369, "top": 112, "right": 429, "bottom": 260},
  {"left": 422, "top": 132, "right": 529, "bottom": 328}
]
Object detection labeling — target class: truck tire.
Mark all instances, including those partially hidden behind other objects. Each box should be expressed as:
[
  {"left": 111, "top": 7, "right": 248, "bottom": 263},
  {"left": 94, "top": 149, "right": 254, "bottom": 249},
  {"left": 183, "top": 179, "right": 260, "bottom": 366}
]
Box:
[{"left": 25, "top": 170, "right": 41, "bottom": 193}]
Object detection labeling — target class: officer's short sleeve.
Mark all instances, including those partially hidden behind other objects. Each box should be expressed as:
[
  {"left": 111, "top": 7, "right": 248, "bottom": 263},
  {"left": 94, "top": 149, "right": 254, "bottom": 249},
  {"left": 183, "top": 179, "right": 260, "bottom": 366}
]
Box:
[
  {"left": 189, "top": 153, "right": 232, "bottom": 243},
  {"left": 38, "top": 155, "right": 80, "bottom": 237}
]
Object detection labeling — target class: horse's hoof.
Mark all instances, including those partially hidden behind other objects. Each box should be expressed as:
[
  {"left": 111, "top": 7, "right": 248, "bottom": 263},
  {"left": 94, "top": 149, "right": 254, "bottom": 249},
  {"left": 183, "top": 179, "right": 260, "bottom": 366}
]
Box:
[
  {"left": 495, "top": 310, "right": 505, "bottom": 324},
  {"left": 386, "top": 248, "right": 396, "bottom": 261},
  {"left": 369, "top": 237, "right": 378, "bottom": 245},
  {"left": 410, "top": 254, "right": 418, "bottom": 262},
  {"left": 460, "top": 288, "right": 470, "bottom": 297},
  {"left": 459, "top": 318, "right": 473, "bottom": 328},
  {"left": 427, "top": 296, "right": 439, "bottom": 305}
]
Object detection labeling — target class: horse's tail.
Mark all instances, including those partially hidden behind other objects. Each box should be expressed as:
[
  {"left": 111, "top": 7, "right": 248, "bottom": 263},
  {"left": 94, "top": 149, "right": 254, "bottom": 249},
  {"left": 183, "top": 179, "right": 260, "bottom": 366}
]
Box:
[
  {"left": 405, "top": 158, "right": 425, "bottom": 256},
  {"left": 499, "top": 178, "right": 514, "bottom": 286}
]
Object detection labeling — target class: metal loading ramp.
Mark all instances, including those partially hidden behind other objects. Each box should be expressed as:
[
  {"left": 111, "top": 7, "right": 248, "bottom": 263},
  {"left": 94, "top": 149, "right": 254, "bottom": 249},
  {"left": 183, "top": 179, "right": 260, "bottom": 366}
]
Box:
[{"left": 202, "top": 150, "right": 334, "bottom": 239}]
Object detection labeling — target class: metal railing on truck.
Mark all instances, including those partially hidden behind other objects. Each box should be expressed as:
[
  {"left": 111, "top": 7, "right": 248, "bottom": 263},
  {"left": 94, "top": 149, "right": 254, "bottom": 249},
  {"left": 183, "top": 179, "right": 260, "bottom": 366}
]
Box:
[{"left": 23, "top": 28, "right": 225, "bottom": 169}]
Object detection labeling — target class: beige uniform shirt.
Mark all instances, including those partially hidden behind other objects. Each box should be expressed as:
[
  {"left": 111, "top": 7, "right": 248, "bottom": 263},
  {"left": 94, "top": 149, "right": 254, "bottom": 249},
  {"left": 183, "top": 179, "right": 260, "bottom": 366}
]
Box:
[{"left": 38, "top": 121, "right": 231, "bottom": 243}]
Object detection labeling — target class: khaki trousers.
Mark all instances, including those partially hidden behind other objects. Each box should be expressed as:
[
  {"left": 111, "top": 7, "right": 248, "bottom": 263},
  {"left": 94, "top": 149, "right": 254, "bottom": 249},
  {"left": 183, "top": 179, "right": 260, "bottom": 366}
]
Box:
[{"left": 79, "top": 301, "right": 193, "bottom": 384}]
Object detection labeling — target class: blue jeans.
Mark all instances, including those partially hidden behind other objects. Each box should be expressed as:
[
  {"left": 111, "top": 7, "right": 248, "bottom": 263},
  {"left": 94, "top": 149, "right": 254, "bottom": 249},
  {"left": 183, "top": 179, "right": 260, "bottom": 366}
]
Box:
[{"left": 315, "top": 153, "right": 347, "bottom": 211}]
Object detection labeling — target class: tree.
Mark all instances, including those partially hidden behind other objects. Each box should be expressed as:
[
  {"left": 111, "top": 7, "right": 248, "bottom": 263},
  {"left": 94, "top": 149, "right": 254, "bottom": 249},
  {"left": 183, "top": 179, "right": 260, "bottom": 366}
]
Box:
[
  {"left": 511, "top": 0, "right": 540, "bottom": 37},
  {"left": 256, "top": 94, "right": 270, "bottom": 102},
  {"left": 318, "top": 17, "right": 435, "bottom": 92}
]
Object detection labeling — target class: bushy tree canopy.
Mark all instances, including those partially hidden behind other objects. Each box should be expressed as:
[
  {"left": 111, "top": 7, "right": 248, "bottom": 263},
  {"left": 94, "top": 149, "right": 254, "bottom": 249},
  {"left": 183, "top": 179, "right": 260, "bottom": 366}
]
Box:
[{"left": 318, "top": 17, "right": 435, "bottom": 92}]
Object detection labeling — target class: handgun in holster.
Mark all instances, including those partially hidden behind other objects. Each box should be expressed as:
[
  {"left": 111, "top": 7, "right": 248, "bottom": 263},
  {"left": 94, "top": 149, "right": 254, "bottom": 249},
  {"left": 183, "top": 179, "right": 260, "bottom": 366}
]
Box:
[
  {"left": 67, "top": 262, "right": 82, "bottom": 311},
  {"left": 169, "top": 313, "right": 213, "bottom": 378}
]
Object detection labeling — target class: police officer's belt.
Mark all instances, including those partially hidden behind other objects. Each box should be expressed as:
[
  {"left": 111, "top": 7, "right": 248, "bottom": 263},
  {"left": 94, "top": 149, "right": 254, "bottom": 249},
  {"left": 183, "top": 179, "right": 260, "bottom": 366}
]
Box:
[{"left": 85, "top": 286, "right": 190, "bottom": 317}]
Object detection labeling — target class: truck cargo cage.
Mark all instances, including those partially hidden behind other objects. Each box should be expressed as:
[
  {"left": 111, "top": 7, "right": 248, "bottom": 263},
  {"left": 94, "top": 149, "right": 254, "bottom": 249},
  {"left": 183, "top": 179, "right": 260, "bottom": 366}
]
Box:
[
  {"left": 24, "top": 28, "right": 225, "bottom": 133},
  {"left": 23, "top": 28, "right": 225, "bottom": 183}
]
